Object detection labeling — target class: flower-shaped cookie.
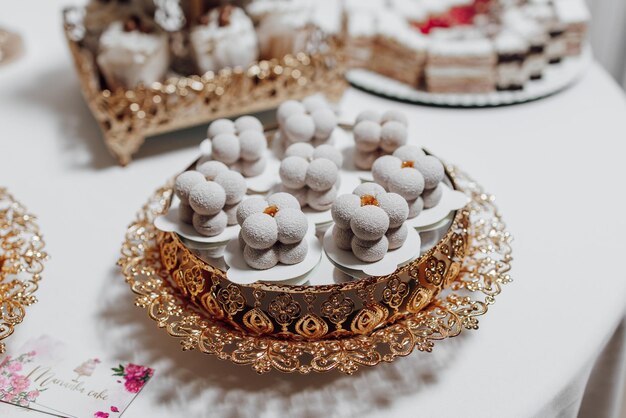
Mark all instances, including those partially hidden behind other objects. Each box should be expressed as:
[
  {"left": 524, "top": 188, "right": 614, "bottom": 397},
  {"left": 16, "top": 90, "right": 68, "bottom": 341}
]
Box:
[
  {"left": 174, "top": 165, "right": 247, "bottom": 236},
  {"left": 203, "top": 115, "right": 268, "bottom": 177},
  {"left": 277, "top": 95, "right": 338, "bottom": 147},
  {"left": 371, "top": 145, "right": 445, "bottom": 218},
  {"left": 331, "top": 183, "right": 409, "bottom": 262},
  {"left": 279, "top": 143, "right": 343, "bottom": 211},
  {"left": 353, "top": 109, "right": 409, "bottom": 170},
  {"left": 236, "top": 192, "right": 309, "bottom": 270}
]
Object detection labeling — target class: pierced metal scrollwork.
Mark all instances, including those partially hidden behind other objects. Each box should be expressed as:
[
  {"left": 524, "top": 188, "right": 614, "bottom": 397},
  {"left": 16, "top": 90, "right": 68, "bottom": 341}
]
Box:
[
  {"left": 119, "top": 166, "right": 513, "bottom": 374},
  {"left": 0, "top": 188, "right": 48, "bottom": 354}
]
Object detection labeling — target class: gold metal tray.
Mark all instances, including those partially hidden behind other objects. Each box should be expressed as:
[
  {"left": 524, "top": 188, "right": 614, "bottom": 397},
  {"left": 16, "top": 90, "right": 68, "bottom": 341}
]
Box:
[
  {"left": 118, "top": 167, "right": 512, "bottom": 374},
  {"left": 0, "top": 188, "right": 48, "bottom": 354},
  {"left": 63, "top": 7, "right": 348, "bottom": 166}
]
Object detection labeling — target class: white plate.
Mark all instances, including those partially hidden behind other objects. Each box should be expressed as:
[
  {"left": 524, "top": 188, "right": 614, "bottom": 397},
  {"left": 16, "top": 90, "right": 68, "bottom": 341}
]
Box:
[
  {"left": 323, "top": 226, "right": 421, "bottom": 277},
  {"left": 223, "top": 228, "right": 322, "bottom": 285},
  {"left": 346, "top": 45, "right": 592, "bottom": 107},
  {"left": 408, "top": 183, "right": 470, "bottom": 230},
  {"left": 416, "top": 211, "right": 456, "bottom": 234},
  {"left": 198, "top": 139, "right": 279, "bottom": 193},
  {"left": 154, "top": 196, "right": 240, "bottom": 245}
]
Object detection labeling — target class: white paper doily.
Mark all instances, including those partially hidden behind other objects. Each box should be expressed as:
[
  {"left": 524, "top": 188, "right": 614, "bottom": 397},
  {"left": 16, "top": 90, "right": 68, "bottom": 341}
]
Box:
[
  {"left": 154, "top": 196, "right": 240, "bottom": 245},
  {"left": 408, "top": 183, "right": 470, "bottom": 231},
  {"left": 346, "top": 46, "right": 592, "bottom": 107},
  {"left": 223, "top": 228, "right": 322, "bottom": 285},
  {"left": 323, "top": 226, "right": 421, "bottom": 277}
]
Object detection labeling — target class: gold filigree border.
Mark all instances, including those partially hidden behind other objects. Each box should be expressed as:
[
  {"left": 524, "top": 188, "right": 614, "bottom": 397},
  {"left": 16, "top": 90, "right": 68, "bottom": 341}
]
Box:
[
  {"left": 63, "top": 8, "right": 348, "bottom": 166},
  {"left": 118, "top": 167, "right": 512, "bottom": 374},
  {"left": 0, "top": 188, "right": 48, "bottom": 354}
]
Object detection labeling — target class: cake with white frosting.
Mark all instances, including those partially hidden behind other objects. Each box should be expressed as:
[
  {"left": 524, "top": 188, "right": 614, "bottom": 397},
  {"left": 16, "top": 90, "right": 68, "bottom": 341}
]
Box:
[
  {"left": 494, "top": 30, "right": 529, "bottom": 90},
  {"left": 248, "top": 0, "right": 342, "bottom": 59},
  {"left": 190, "top": 5, "right": 259, "bottom": 74},
  {"left": 83, "top": 0, "right": 343, "bottom": 90},
  {"left": 346, "top": 10, "right": 427, "bottom": 87},
  {"left": 344, "top": 0, "right": 590, "bottom": 93},
  {"left": 426, "top": 37, "right": 497, "bottom": 93},
  {"left": 553, "top": 0, "right": 589, "bottom": 56},
  {"left": 96, "top": 16, "right": 169, "bottom": 90}
]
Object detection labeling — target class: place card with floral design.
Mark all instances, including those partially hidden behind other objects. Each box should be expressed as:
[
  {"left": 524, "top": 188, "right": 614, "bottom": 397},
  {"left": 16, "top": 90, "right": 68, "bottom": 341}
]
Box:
[{"left": 0, "top": 335, "right": 154, "bottom": 417}]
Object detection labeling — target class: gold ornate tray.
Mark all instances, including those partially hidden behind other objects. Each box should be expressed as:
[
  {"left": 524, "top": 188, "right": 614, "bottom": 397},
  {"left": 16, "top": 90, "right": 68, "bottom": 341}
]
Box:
[
  {"left": 0, "top": 188, "right": 48, "bottom": 354},
  {"left": 119, "top": 167, "right": 512, "bottom": 374},
  {"left": 156, "top": 172, "right": 467, "bottom": 341},
  {"left": 62, "top": 7, "right": 348, "bottom": 166}
]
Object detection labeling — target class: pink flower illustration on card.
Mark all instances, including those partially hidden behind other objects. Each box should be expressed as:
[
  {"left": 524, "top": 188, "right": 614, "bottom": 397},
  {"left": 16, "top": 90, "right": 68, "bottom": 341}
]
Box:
[
  {"left": 0, "top": 350, "right": 45, "bottom": 407},
  {"left": 7, "top": 362, "right": 22, "bottom": 373},
  {"left": 111, "top": 363, "right": 154, "bottom": 394},
  {"left": 94, "top": 412, "right": 110, "bottom": 418},
  {"left": 10, "top": 375, "right": 29, "bottom": 392},
  {"left": 26, "top": 390, "right": 40, "bottom": 401},
  {"left": 123, "top": 379, "right": 143, "bottom": 393}
]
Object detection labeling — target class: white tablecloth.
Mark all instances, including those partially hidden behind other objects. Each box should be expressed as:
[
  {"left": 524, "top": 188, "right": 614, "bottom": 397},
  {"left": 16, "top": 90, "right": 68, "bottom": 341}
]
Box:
[{"left": 2, "top": 2, "right": 626, "bottom": 417}]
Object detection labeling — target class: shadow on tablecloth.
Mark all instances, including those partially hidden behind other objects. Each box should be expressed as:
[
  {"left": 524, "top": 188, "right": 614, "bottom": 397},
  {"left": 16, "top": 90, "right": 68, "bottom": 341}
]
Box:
[
  {"left": 96, "top": 272, "right": 470, "bottom": 418},
  {"left": 9, "top": 64, "right": 206, "bottom": 170}
]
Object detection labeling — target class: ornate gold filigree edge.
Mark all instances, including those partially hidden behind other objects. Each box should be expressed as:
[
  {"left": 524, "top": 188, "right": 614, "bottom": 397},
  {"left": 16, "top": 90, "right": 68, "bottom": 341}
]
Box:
[
  {"left": 0, "top": 188, "right": 48, "bottom": 354},
  {"left": 118, "top": 167, "right": 512, "bottom": 374},
  {"left": 63, "top": 8, "right": 348, "bottom": 166}
]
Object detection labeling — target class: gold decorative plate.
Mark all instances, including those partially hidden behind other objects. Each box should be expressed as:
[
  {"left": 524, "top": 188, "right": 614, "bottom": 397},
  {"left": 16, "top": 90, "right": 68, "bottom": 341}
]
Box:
[
  {"left": 63, "top": 7, "right": 347, "bottom": 166},
  {"left": 0, "top": 189, "right": 48, "bottom": 354},
  {"left": 119, "top": 167, "right": 512, "bottom": 374}
]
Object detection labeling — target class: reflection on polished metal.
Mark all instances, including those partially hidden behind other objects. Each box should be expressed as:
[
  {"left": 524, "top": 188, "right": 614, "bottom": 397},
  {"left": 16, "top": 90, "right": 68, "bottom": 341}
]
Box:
[
  {"left": 0, "top": 29, "right": 24, "bottom": 66},
  {"left": 119, "top": 166, "right": 513, "bottom": 374},
  {"left": 0, "top": 188, "right": 48, "bottom": 354}
]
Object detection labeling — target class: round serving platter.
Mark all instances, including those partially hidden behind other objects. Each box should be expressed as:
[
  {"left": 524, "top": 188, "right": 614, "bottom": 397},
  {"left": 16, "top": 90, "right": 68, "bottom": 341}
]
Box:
[
  {"left": 119, "top": 166, "right": 513, "bottom": 374},
  {"left": 0, "top": 188, "right": 48, "bottom": 353},
  {"left": 347, "top": 46, "right": 592, "bottom": 107}
]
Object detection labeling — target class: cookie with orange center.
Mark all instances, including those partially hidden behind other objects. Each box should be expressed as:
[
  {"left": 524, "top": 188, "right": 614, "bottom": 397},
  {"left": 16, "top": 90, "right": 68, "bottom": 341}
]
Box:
[
  {"left": 372, "top": 145, "right": 445, "bottom": 217},
  {"left": 236, "top": 192, "right": 309, "bottom": 269},
  {"left": 331, "top": 184, "right": 409, "bottom": 262}
]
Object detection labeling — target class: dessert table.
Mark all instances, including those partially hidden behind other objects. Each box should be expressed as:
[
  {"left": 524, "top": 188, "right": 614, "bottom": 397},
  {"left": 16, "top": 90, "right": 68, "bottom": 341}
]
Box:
[{"left": 2, "top": 1, "right": 626, "bottom": 417}]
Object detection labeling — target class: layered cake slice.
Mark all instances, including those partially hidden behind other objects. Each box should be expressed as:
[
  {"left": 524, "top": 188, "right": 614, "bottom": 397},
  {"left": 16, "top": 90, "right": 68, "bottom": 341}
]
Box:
[
  {"left": 553, "top": 0, "right": 589, "bottom": 56},
  {"left": 504, "top": 10, "right": 549, "bottom": 80},
  {"left": 425, "top": 37, "right": 497, "bottom": 93},
  {"left": 347, "top": 10, "right": 427, "bottom": 87},
  {"left": 494, "top": 29, "right": 529, "bottom": 91},
  {"left": 345, "top": 11, "right": 377, "bottom": 69},
  {"left": 522, "top": 2, "right": 567, "bottom": 64}
]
